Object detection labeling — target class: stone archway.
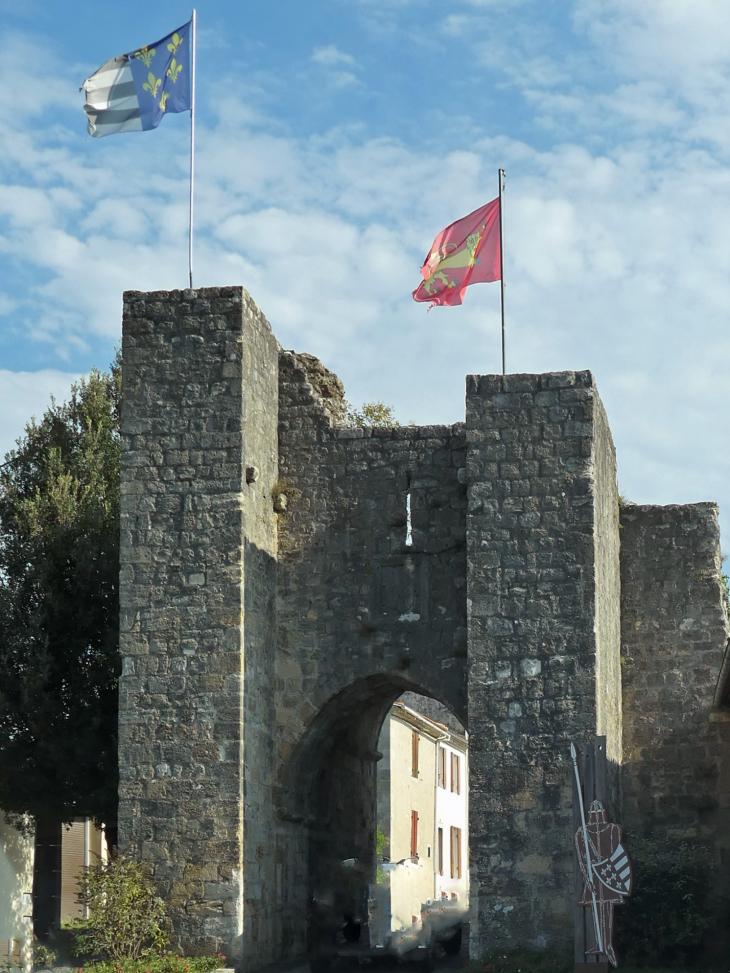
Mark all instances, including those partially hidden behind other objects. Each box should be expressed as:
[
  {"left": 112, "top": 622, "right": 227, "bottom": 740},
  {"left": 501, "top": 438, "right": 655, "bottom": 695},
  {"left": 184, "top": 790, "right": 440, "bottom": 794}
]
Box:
[{"left": 273, "top": 673, "right": 468, "bottom": 967}]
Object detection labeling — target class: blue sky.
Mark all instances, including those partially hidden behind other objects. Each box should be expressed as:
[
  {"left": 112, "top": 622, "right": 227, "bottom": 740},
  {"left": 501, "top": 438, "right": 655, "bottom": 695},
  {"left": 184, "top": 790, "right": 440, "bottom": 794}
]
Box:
[{"left": 3, "top": 0, "right": 730, "bottom": 546}]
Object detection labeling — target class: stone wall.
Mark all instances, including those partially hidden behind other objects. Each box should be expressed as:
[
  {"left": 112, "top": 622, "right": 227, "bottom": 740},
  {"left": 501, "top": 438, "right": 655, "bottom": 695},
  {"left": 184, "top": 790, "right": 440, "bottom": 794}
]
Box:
[
  {"left": 116, "top": 286, "right": 730, "bottom": 971},
  {"left": 465, "top": 371, "right": 621, "bottom": 957},
  {"left": 272, "top": 351, "right": 468, "bottom": 958},
  {"left": 620, "top": 503, "right": 730, "bottom": 945},
  {"left": 118, "top": 287, "right": 279, "bottom": 963}
]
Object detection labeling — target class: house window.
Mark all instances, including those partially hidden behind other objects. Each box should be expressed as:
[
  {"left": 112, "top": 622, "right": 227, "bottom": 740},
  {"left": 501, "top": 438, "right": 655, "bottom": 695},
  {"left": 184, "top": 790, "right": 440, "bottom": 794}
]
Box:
[
  {"left": 450, "top": 826, "right": 462, "bottom": 879},
  {"left": 451, "top": 753, "right": 461, "bottom": 794},
  {"left": 411, "top": 810, "right": 419, "bottom": 858},
  {"left": 438, "top": 746, "right": 446, "bottom": 788},
  {"left": 412, "top": 730, "right": 419, "bottom": 778},
  {"left": 437, "top": 827, "right": 443, "bottom": 876}
]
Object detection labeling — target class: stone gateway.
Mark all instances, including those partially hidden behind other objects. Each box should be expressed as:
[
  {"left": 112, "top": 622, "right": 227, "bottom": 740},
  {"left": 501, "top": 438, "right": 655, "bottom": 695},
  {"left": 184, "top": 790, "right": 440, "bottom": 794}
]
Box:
[{"left": 118, "top": 286, "right": 730, "bottom": 970}]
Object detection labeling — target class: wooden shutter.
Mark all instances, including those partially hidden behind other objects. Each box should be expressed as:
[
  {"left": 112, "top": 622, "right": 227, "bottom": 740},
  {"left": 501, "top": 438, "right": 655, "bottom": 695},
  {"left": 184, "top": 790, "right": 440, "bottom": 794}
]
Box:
[
  {"left": 451, "top": 753, "right": 460, "bottom": 794},
  {"left": 438, "top": 747, "right": 445, "bottom": 787},
  {"left": 61, "top": 820, "right": 86, "bottom": 921},
  {"left": 410, "top": 810, "right": 419, "bottom": 858},
  {"left": 412, "top": 730, "right": 419, "bottom": 778},
  {"left": 437, "top": 827, "right": 443, "bottom": 876},
  {"left": 450, "top": 826, "right": 455, "bottom": 878},
  {"left": 456, "top": 828, "right": 462, "bottom": 878}
]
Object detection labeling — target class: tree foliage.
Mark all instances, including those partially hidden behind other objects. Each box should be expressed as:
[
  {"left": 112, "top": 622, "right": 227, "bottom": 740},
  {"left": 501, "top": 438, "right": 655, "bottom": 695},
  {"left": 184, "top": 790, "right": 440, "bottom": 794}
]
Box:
[
  {"left": 344, "top": 401, "right": 399, "bottom": 427},
  {"left": 0, "top": 363, "right": 121, "bottom": 829}
]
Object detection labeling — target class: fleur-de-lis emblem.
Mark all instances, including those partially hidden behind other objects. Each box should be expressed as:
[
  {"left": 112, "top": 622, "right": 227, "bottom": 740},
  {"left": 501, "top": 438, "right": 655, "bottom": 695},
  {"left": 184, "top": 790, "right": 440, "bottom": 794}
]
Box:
[
  {"left": 166, "top": 59, "right": 183, "bottom": 83},
  {"left": 167, "top": 33, "right": 183, "bottom": 55},
  {"left": 159, "top": 91, "right": 169, "bottom": 112},
  {"left": 135, "top": 46, "right": 155, "bottom": 68},
  {"left": 142, "top": 72, "right": 162, "bottom": 99}
]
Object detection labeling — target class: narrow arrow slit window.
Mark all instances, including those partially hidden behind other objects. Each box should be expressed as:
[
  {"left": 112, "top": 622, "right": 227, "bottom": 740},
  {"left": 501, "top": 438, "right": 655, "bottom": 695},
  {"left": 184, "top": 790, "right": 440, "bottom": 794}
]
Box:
[{"left": 405, "top": 474, "right": 413, "bottom": 547}]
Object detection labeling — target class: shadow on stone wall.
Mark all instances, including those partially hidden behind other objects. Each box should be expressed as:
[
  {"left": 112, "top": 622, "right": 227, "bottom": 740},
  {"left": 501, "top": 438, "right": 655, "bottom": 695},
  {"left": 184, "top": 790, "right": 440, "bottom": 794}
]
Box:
[{"left": 617, "top": 747, "right": 730, "bottom": 965}]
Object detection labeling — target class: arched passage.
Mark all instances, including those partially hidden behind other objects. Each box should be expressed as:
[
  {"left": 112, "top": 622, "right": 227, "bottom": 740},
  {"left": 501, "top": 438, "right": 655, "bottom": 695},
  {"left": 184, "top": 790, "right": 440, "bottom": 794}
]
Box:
[{"left": 275, "top": 673, "right": 466, "bottom": 961}]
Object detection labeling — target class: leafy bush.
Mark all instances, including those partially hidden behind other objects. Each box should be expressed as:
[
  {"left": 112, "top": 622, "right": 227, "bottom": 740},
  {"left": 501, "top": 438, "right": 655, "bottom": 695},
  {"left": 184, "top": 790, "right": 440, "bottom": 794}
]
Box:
[
  {"left": 615, "top": 836, "right": 713, "bottom": 965},
  {"left": 72, "top": 851, "right": 169, "bottom": 961},
  {"left": 344, "top": 401, "right": 399, "bottom": 427},
  {"left": 33, "top": 938, "right": 58, "bottom": 970},
  {"left": 75, "top": 953, "right": 227, "bottom": 973},
  {"left": 375, "top": 826, "right": 389, "bottom": 885}
]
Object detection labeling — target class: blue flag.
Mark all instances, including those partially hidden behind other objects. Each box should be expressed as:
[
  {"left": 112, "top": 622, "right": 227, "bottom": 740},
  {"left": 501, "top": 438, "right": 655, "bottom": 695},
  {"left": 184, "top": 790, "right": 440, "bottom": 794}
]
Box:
[{"left": 82, "top": 20, "right": 192, "bottom": 138}]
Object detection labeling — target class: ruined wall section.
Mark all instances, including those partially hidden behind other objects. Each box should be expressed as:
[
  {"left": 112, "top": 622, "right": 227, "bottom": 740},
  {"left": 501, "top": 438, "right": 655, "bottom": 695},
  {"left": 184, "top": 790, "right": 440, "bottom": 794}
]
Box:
[
  {"left": 273, "top": 351, "right": 468, "bottom": 958},
  {"left": 466, "top": 372, "right": 618, "bottom": 958},
  {"left": 276, "top": 350, "right": 468, "bottom": 754},
  {"left": 118, "top": 287, "right": 279, "bottom": 965},
  {"left": 620, "top": 504, "right": 730, "bottom": 897}
]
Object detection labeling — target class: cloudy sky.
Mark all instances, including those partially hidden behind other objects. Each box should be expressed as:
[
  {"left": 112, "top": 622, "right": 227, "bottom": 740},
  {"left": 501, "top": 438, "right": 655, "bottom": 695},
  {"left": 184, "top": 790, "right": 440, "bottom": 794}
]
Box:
[{"left": 2, "top": 0, "right": 730, "bottom": 545}]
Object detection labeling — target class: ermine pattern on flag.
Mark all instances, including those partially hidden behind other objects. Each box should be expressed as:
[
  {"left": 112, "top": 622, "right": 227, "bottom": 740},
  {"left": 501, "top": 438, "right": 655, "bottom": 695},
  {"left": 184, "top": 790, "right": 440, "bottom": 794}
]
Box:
[{"left": 82, "top": 56, "right": 143, "bottom": 137}]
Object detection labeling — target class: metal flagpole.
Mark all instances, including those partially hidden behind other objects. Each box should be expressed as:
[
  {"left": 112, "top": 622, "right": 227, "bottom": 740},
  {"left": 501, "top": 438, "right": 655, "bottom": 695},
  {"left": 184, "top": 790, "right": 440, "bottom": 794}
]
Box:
[
  {"left": 570, "top": 743, "right": 604, "bottom": 956},
  {"left": 498, "top": 168, "right": 506, "bottom": 375},
  {"left": 188, "top": 8, "right": 197, "bottom": 289}
]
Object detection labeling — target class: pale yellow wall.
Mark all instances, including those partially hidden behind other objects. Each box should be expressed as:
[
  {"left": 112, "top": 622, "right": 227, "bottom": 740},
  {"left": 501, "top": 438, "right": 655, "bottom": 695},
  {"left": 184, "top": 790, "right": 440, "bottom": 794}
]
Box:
[
  {"left": 388, "top": 715, "right": 437, "bottom": 930},
  {"left": 0, "top": 817, "right": 33, "bottom": 948}
]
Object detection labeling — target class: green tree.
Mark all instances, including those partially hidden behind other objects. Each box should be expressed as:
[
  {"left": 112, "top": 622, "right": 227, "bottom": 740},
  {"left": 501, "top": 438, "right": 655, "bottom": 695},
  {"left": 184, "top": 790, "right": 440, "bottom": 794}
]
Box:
[
  {"left": 344, "top": 401, "right": 399, "bottom": 427},
  {"left": 0, "top": 362, "right": 121, "bottom": 937}
]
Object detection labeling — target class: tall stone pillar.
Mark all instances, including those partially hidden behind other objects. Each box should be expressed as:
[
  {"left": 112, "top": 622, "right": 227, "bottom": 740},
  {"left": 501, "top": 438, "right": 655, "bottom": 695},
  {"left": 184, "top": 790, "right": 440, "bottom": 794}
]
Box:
[
  {"left": 118, "top": 288, "right": 279, "bottom": 966},
  {"left": 466, "top": 371, "right": 620, "bottom": 957}
]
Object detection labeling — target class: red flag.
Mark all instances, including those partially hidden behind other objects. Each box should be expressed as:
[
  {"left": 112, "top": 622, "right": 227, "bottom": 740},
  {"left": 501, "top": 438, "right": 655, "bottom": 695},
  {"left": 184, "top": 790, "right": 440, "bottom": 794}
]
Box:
[{"left": 413, "top": 198, "right": 501, "bottom": 309}]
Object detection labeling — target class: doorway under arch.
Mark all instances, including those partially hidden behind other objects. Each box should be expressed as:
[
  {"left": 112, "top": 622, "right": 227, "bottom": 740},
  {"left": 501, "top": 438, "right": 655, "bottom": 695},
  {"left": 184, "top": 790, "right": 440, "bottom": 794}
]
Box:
[{"left": 275, "top": 674, "right": 467, "bottom": 963}]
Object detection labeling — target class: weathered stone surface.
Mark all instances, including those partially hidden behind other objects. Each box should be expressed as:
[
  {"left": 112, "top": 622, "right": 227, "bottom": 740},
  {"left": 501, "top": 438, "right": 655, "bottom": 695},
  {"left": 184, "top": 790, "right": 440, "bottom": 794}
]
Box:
[
  {"left": 118, "top": 288, "right": 730, "bottom": 971},
  {"left": 273, "top": 351, "right": 468, "bottom": 956},
  {"left": 119, "top": 287, "right": 279, "bottom": 964},
  {"left": 465, "top": 371, "right": 621, "bottom": 955},
  {"left": 620, "top": 503, "right": 730, "bottom": 950}
]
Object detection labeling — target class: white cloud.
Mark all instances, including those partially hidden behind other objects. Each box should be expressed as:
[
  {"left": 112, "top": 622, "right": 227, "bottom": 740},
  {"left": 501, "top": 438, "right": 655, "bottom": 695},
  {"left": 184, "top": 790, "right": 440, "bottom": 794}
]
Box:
[
  {"left": 575, "top": 0, "right": 730, "bottom": 80},
  {"left": 4, "top": 11, "right": 730, "bottom": 547},
  {"left": 310, "top": 45, "right": 360, "bottom": 88},
  {"left": 0, "top": 370, "right": 82, "bottom": 461},
  {"left": 312, "top": 45, "right": 356, "bottom": 67}
]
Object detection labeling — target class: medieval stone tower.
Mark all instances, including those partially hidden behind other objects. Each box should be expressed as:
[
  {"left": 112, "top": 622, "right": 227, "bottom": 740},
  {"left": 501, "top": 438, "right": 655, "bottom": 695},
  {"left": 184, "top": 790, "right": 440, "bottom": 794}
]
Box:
[{"left": 118, "top": 287, "right": 730, "bottom": 970}]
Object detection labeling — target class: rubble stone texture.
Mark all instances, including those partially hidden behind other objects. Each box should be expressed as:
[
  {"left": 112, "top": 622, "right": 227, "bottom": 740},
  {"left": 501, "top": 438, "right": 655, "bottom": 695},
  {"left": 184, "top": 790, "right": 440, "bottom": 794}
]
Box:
[
  {"left": 465, "top": 372, "right": 621, "bottom": 950},
  {"left": 118, "top": 287, "right": 730, "bottom": 970}
]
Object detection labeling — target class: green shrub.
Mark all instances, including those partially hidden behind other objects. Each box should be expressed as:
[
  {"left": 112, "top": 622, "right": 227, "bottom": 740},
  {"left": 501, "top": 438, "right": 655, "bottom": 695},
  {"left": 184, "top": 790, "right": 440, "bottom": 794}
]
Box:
[
  {"left": 72, "top": 851, "right": 169, "bottom": 961},
  {"left": 75, "top": 953, "right": 227, "bottom": 973},
  {"left": 469, "top": 950, "right": 571, "bottom": 973},
  {"left": 344, "top": 401, "right": 399, "bottom": 427},
  {"left": 375, "top": 826, "right": 389, "bottom": 885},
  {"left": 615, "top": 836, "right": 713, "bottom": 965},
  {"left": 33, "top": 937, "right": 58, "bottom": 970}
]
